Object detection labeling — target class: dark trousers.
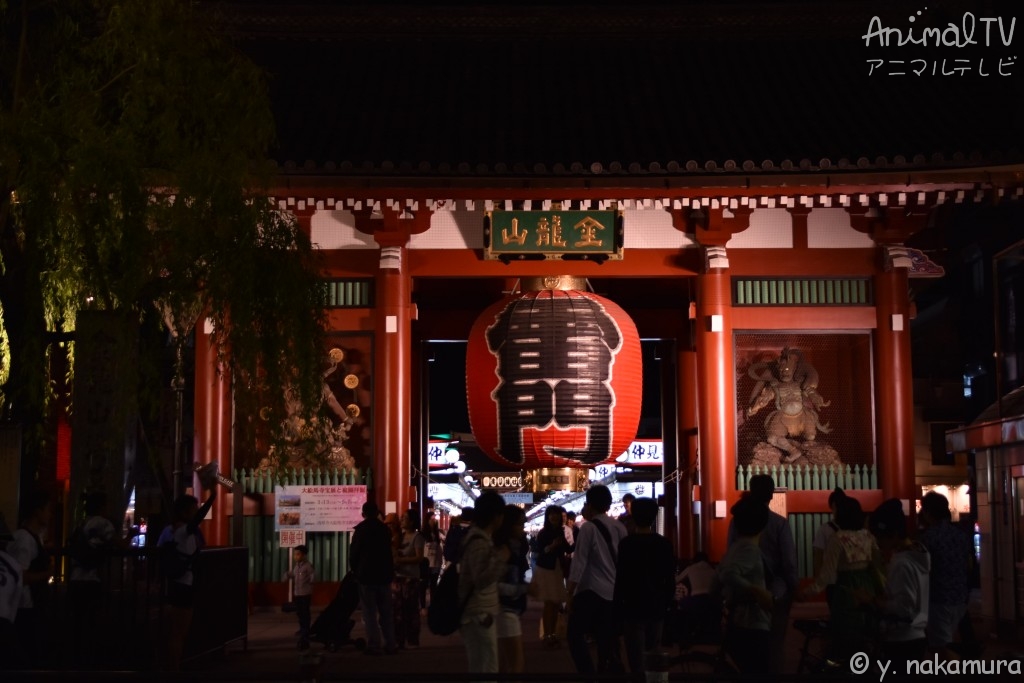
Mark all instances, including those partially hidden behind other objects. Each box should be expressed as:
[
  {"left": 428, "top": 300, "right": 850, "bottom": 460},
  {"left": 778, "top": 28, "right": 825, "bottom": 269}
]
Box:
[
  {"left": 768, "top": 597, "right": 792, "bottom": 674},
  {"left": 295, "top": 595, "right": 312, "bottom": 646},
  {"left": 622, "top": 618, "right": 663, "bottom": 683},
  {"left": 727, "top": 627, "right": 771, "bottom": 677},
  {"left": 69, "top": 581, "right": 104, "bottom": 666},
  {"left": 0, "top": 618, "right": 16, "bottom": 670},
  {"left": 13, "top": 608, "right": 41, "bottom": 668},
  {"left": 567, "top": 590, "right": 623, "bottom": 675},
  {"left": 358, "top": 582, "right": 396, "bottom": 651}
]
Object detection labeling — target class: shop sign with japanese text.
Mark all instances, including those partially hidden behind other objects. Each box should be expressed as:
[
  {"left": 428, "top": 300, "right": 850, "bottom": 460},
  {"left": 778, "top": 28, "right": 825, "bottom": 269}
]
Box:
[
  {"left": 615, "top": 440, "right": 663, "bottom": 466},
  {"left": 279, "top": 529, "right": 306, "bottom": 548},
  {"left": 475, "top": 472, "right": 525, "bottom": 491}
]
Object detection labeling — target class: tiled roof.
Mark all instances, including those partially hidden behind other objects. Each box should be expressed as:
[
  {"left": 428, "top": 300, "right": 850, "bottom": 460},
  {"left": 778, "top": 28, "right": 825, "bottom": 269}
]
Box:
[{"left": 219, "top": 2, "right": 1024, "bottom": 178}]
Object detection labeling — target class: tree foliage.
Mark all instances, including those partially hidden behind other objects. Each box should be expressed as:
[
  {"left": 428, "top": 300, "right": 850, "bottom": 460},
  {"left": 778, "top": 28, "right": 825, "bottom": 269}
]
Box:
[{"left": 0, "top": 0, "right": 326, "bottom": 486}]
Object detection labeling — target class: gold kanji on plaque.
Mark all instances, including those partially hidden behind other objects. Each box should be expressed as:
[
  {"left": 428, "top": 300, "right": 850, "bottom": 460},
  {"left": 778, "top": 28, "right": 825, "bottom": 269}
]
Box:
[
  {"left": 536, "top": 216, "right": 567, "bottom": 247},
  {"left": 574, "top": 216, "right": 605, "bottom": 247},
  {"left": 502, "top": 217, "right": 528, "bottom": 245}
]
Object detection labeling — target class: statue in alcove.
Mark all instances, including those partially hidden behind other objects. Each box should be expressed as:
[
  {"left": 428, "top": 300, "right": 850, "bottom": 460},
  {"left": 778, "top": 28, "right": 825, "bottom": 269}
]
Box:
[
  {"left": 746, "top": 347, "right": 837, "bottom": 465},
  {"left": 259, "top": 347, "right": 364, "bottom": 471}
]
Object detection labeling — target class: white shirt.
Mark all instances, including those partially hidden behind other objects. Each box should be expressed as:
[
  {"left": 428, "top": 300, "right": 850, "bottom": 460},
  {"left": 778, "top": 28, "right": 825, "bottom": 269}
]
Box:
[
  {"left": 7, "top": 529, "right": 41, "bottom": 609},
  {"left": 567, "top": 513, "right": 627, "bottom": 601},
  {"left": 813, "top": 519, "right": 837, "bottom": 551},
  {"left": 0, "top": 549, "right": 23, "bottom": 622},
  {"left": 676, "top": 560, "right": 717, "bottom": 597}
]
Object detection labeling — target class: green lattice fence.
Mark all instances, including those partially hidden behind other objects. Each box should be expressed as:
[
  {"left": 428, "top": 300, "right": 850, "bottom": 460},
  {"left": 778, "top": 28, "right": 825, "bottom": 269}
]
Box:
[
  {"left": 736, "top": 462, "right": 877, "bottom": 491},
  {"left": 234, "top": 467, "right": 371, "bottom": 582},
  {"left": 789, "top": 512, "right": 833, "bottom": 578}
]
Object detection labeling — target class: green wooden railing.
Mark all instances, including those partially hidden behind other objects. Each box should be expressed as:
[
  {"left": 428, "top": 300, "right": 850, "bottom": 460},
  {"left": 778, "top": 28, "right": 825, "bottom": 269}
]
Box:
[
  {"left": 323, "top": 278, "right": 373, "bottom": 307},
  {"left": 733, "top": 277, "right": 873, "bottom": 306},
  {"left": 736, "top": 462, "right": 877, "bottom": 491},
  {"left": 235, "top": 466, "right": 372, "bottom": 494},
  {"left": 233, "top": 467, "right": 371, "bottom": 582},
  {"left": 790, "top": 512, "right": 832, "bottom": 579}
]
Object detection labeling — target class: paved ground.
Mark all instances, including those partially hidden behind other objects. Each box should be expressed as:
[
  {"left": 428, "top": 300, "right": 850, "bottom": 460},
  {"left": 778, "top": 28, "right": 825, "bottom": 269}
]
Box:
[
  {"left": 177, "top": 598, "right": 1022, "bottom": 682},
  {"left": 6, "top": 596, "right": 1019, "bottom": 682}
]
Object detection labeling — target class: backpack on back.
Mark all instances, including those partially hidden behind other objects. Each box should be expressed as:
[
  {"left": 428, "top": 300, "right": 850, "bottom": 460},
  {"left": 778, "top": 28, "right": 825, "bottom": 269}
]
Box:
[
  {"left": 442, "top": 524, "right": 467, "bottom": 564},
  {"left": 427, "top": 563, "right": 463, "bottom": 635},
  {"left": 427, "top": 535, "right": 482, "bottom": 636}
]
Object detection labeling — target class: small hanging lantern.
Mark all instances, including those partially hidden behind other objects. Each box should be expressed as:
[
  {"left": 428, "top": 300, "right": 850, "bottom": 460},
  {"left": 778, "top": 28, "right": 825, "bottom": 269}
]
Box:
[{"left": 467, "top": 277, "right": 642, "bottom": 472}]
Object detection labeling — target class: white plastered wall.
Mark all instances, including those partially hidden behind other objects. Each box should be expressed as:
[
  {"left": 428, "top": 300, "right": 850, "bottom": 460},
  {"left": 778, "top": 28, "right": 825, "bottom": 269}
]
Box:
[
  {"left": 726, "top": 209, "right": 792, "bottom": 249},
  {"left": 807, "top": 208, "right": 875, "bottom": 248},
  {"left": 308, "top": 206, "right": 874, "bottom": 251}
]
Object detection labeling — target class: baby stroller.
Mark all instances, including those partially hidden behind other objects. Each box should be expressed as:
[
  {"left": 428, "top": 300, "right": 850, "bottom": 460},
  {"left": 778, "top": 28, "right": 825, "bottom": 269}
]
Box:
[{"left": 309, "top": 572, "right": 367, "bottom": 652}]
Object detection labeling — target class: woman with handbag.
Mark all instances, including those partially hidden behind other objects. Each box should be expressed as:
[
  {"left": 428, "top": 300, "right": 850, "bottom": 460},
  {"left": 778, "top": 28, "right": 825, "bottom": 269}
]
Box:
[
  {"left": 530, "top": 505, "right": 570, "bottom": 648},
  {"left": 422, "top": 516, "right": 442, "bottom": 607},
  {"left": 495, "top": 505, "right": 529, "bottom": 673},
  {"left": 392, "top": 509, "right": 426, "bottom": 648}
]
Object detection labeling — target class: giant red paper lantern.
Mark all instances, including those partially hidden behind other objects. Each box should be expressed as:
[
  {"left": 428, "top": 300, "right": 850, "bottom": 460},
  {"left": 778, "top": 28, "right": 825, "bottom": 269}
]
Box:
[{"left": 467, "top": 289, "right": 642, "bottom": 469}]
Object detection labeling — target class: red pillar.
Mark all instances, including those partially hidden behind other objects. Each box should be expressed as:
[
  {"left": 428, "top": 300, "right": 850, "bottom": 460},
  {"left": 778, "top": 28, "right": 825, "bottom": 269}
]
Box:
[
  {"left": 194, "top": 319, "right": 232, "bottom": 546},
  {"left": 373, "top": 240, "right": 413, "bottom": 515},
  {"left": 874, "top": 265, "right": 916, "bottom": 508},
  {"left": 695, "top": 269, "right": 736, "bottom": 561},
  {"left": 676, "top": 347, "right": 698, "bottom": 559}
]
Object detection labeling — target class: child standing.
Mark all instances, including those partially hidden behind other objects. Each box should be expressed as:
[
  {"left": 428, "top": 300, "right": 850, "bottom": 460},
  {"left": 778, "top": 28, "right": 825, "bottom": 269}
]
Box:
[{"left": 287, "top": 545, "right": 315, "bottom": 650}]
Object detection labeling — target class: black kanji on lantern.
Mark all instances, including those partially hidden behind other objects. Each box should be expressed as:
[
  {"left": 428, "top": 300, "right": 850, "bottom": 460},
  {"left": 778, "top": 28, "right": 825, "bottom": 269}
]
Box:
[{"left": 484, "top": 294, "right": 623, "bottom": 465}]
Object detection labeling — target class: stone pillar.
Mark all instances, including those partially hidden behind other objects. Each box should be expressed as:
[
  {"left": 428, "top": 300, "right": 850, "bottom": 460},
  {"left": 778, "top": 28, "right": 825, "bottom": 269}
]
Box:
[{"left": 874, "top": 247, "right": 916, "bottom": 509}]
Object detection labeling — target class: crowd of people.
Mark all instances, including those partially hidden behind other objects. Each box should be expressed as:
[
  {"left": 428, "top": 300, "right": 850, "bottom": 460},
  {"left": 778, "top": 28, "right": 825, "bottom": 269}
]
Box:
[
  {"left": 0, "top": 475, "right": 982, "bottom": 679},
  {"left": 0, "top": 479, "right": 218, "bottom": 672},
  {"left": 724, "top": 476, "right": 978, "bottom": 678},
  {"left": 362, "top": 477, "right": 977, "bottom": 681}
]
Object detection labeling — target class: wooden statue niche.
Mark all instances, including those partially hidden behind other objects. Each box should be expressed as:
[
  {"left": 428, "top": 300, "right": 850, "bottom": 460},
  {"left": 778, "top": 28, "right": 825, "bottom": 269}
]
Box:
[{"left": 746, "top": 347, "right": 838, "bottom": 465}]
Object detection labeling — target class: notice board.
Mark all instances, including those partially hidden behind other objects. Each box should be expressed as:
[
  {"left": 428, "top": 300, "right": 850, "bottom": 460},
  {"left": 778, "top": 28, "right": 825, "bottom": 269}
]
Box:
[{"left": 275, "top": 484, "right": 366, "bottom": 532}]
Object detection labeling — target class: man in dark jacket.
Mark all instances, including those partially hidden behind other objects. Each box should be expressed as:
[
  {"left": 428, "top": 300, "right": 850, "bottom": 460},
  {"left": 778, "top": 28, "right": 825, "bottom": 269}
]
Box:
[
  {"left": 726, "top": 475, "right": 798, "bottom": 675},
  {"left": 349, "top": 500, "right": 397, "bottom": 655}
]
